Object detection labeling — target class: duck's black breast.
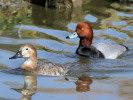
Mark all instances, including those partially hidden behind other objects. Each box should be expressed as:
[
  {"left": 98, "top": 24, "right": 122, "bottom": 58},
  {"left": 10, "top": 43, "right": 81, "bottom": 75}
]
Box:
[{"left": 76, "top": 45, "right": 105, "bottom": 58}]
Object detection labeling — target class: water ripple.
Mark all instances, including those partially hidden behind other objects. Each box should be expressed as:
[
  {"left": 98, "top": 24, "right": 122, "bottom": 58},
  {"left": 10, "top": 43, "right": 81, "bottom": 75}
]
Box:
[
  {"left": 112, "top": 21, "right": 127, "bottom": 26},
  {"left": 122, "top": 26, "right": 133, "bottom": 31},
  {"left": 14, "top": 25, "right": 77, "bottom": 42},
  {"left": 0, "top": 49, "right": 24, "bottom": 68},
  {"left": 0, "top": 37, "right": 76, "bottom": 52},
  {"left": 117, "top": 12, "right": 133, "bottom": 17},
  {"left": 67, "top": 23, "right": 77, "bottom": 31},
  {"left": 84, "top": 14, "right": 98, "bottom": 22},
  {"left": 103, "top": 29, "right": 131, "bottom": 40}
]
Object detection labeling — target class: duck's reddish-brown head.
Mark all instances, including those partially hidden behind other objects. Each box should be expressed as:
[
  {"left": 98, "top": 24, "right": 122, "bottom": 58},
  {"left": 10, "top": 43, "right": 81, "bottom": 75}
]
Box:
[
  {"left": 76, "top": 22, "right": 93, "bottom": 38},
  {"left": 66, "top": 22, "right": 93, "bottom": 47}
]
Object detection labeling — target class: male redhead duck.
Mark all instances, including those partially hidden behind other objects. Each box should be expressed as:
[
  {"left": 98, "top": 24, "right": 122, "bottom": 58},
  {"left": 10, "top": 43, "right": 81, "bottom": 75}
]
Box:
[
  {"left": 66, "top": 22, "right": 128, "bottom": 59},
  {"left": 9, "top": 44, "right": 68, "bottom": 76}
]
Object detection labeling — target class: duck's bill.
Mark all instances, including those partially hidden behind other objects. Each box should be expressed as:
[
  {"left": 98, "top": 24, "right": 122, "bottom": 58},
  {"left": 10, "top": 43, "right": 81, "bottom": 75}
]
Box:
[
  {"left": 9, "top": 50, "right": 23, "bottom": 59},
  {"left": 66, "top": 32, "right": 78, "bottom": 39}
]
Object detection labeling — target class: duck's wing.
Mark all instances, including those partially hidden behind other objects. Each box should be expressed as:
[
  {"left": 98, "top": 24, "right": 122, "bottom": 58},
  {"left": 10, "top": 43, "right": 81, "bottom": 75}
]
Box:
[
  {"left": 36, "top": 62, "right": 69, "bottom": 76},
  {"left": 92, "top": 42, "right": 127, "bottom": 59}
]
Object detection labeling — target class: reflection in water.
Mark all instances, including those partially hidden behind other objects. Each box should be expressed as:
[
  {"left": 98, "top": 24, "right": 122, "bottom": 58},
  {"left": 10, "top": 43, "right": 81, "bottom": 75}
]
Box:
[
  {"left": 12, "top": 74, "right": 37, "bottom": 100},
  {"left": 37, "top": 76, "right": 92, "bottom": 94},
  {"left": 75, "top": 74, "right": 92, "bottom": 92},
  {"left": 119, "top": 79, "right": 133, "bottom": 100},
  {"left": 11, "top": 73, "right": 92, "bottom": 99},
  {"left": 32, "top": 5, "right": 72, "bottom": 30},
  {"left": 65, "top": 74, "right": 92, "bottom": 92}
]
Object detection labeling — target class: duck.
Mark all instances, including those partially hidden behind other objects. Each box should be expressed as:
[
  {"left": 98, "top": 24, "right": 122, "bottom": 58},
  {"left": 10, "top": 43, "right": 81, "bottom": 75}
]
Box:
[
  {"left": 66, "top": 22, "right": 128, "bottom": 59},
  {"left": 9, "top": 44, "right": 68, "bottom": 76}
]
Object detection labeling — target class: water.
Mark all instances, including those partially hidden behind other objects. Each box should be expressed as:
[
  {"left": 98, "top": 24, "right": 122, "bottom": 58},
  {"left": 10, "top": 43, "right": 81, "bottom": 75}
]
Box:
[{"left": 0, "top": 0, "right": 133, "bottom": 100}]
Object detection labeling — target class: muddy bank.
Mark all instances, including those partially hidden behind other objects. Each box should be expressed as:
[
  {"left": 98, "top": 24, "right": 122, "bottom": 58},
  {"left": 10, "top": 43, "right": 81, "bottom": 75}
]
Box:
[
  {"left": 27, "top": 0, "right": 133, "bottom": 8},
  {"left": 0, "top": 0, "right": 27, "bottom": 8},
  {"left": 28, "top": 0, "right": 82, "bottom": 8}
]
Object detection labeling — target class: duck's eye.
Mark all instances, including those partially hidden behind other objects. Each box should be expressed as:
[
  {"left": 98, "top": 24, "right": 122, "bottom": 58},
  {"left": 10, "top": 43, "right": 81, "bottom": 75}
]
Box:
[
  {"left": 26, "top": 48, "right": 28, "bottom": 50},
  {"left": 81, "top": 28, "right": 84, "bottom": 31}
]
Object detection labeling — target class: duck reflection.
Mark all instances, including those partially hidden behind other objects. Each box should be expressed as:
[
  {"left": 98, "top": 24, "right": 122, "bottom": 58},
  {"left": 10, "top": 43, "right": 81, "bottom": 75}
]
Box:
[
  {"left": 66, "top": 74, "right": 92, "bottom": 92},
  {"left": 36, "top": 74, "right": 92, "bottom": 94},
  {"left": 11, "top": 73, "right": 92, "bottom": 100},
  {"left": 12, "top": 74, "right": 37, "bottom": 100},
  {"left": 75, "top": 74, "right": 92, "bottom": 92}
]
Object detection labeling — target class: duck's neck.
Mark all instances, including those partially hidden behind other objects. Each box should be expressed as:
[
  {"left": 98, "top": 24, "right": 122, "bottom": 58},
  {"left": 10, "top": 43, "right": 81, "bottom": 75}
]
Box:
[
  {"left": 80, "top": 37, "right": 92, "bottom": 47},
  {"left": 20, "top": 57, "right": 37, "bottom": 71}
]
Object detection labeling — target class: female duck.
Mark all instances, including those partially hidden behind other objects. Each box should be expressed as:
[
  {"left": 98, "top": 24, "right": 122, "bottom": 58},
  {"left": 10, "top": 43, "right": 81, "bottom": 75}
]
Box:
[
  {"left": 66, "top": 22, "right": 128, "bottom": 59},
  {"left": 9, "top": 44, "right": 68, "bottom": 76}
]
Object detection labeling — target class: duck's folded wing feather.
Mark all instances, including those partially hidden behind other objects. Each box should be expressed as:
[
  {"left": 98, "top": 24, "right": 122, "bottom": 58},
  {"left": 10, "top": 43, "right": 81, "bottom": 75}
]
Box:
[
  {"left": 92, "top": 43, "right": 127, "bottom": 59},
  {"left": 36, "top": 62, "right": 69, "bottom": 76}
]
